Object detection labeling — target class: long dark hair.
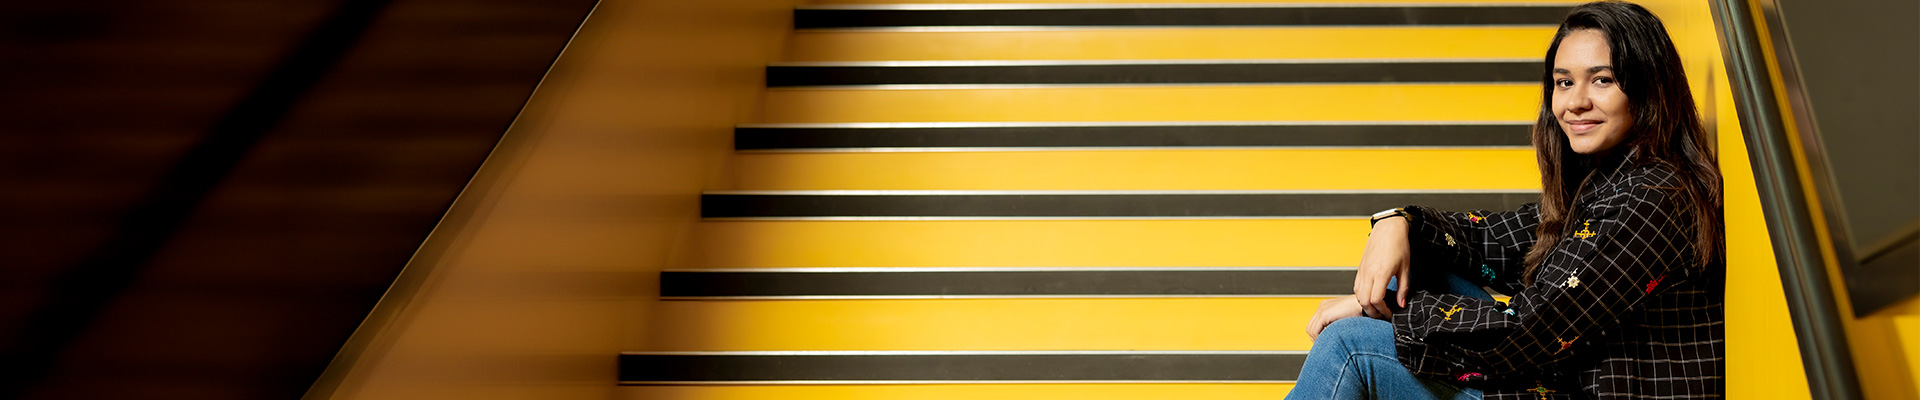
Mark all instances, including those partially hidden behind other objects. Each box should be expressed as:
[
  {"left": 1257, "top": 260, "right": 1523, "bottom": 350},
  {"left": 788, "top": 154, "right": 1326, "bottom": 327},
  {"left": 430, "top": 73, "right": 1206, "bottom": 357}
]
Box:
[{"left": 1522, "top": 1, "right": 1725, "bottom": 284}]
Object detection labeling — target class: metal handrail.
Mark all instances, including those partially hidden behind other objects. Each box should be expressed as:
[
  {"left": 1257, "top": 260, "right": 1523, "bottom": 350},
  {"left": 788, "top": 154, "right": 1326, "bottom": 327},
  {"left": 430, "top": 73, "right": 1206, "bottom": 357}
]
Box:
[{"left": 1706, "top": 1, "right": 1862, "bottom": 399}]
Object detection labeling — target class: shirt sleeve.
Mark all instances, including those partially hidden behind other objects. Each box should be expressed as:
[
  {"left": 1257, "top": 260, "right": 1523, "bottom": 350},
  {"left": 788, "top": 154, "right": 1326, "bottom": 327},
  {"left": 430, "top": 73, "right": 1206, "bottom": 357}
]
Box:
[
  {"left": 1391, "top": 183, "right": 1695, "bottom": 381},
  {"left": 1401, "top": 202, "right": 1540, "bottom": 295}
]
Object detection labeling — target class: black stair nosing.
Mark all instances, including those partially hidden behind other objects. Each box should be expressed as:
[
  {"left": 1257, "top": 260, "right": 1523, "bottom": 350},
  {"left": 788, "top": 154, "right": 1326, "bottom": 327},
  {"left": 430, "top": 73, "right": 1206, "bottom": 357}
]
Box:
[
  {"left": 735, "top": 123, "right": 1532, "bottom": 150},
  {"left": 699, "top": 191, "right": 1539, "bottom": 218},
  {"left": 794, "top": 6, "right": 1573, "bottom": 29},
  {"left": 660, "top": 268, "right": 1355, "bottom": 297},
  {"left": 767, "top": 61, "right": 1544, "bottom": 87},
  {"left": 618, "top": 352, "right": 1306, "bottom": 383}
]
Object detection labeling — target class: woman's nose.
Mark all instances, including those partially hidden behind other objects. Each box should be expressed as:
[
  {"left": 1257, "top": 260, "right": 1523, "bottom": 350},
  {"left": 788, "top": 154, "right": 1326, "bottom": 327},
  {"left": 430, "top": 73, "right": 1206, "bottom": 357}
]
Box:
[{"left": 1561, "top": 85, "right": 1593, "bottom": 112}]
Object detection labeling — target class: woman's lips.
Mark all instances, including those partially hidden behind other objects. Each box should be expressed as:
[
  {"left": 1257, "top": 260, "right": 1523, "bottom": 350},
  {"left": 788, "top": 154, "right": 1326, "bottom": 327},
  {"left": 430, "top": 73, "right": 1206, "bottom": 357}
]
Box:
[{"left": 1565, "top": 119, "right": 1602, "bottom": 133}]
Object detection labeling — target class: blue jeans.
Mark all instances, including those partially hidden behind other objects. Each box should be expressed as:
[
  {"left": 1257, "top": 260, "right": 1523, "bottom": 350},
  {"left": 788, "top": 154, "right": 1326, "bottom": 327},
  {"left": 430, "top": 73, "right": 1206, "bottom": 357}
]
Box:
[{"left": 1284, "top": 273, "right": 1493, "bottom": 400}]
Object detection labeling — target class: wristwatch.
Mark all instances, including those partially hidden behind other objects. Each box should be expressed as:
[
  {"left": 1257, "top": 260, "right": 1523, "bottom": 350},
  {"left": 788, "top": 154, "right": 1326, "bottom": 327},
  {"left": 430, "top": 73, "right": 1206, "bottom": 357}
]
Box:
[{"left": 1370, "top": 207, "right": 1408, "bottom": 227}]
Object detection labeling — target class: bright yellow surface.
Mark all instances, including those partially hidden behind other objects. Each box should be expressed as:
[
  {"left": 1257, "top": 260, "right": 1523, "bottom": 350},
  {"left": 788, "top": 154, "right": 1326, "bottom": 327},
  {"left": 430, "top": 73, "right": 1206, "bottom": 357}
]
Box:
[
  {"left": 1852, "top": 298, "right": 1920, "bottom": 400},
  {"left": 311, "top": 0, "right": 808, "bottom": 399},
  {"left": 1899, "top": 301, "right": 1919, "bottom": 398},
  {"left": 644, "top": 298, "right": 1328, "bottom": 351},
  {"left": 1905, "top": 302, "right": 1920, "bottom": 391},
  {"left": 620, "top": 384, "right": 1295, "bottom": 400},
  {"left": 732, "top": 149, "right": 1540, "bottom": 190},
  {"left": 788, "top": 27, "right": 1555, "bottom": 61},
  {"left": 760, "top": 84, "right": 1537, "bottom": 123},
  {"left": 1714, "top": 67, "right": 1815, "bottom": 399},
  {"left": 815, "top": 0, "right": 1568, "bottom": 3},
  {"left": 697, "top": 219, "right": 1368, "bottom": 267}
]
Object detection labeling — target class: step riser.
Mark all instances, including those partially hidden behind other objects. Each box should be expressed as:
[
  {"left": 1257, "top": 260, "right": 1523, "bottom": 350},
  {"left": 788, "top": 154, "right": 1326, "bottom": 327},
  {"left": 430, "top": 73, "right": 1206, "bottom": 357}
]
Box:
[
  {"left": 789, "top": 27, "right": 1555, "bottom": 61},
  {"left": 769, "top": 61, "right": 1541, "bottom": 86},
  {"left": 662, "top": 268, "right": 1353, "bottom": 298},
  {"left": 616, "top": 384, "right": 1298, "bottom": 400},
  {"left": 699, "top": 219, "right": 1372, "bottom": 267},
  {"left": 649, "top": 299, "right": 1329, "bottom": 351},
  {"left": 700, "top": 191, "right": 1536, "bottom": 218},
  {"left": 731, "top": 149, "right": 1541, "bottom": 190},
  {"left": 802, "top": 6, "right": 1566, "bottom": 29},
  {"left": 760, "top": 85, "right": 1538, "bottom": 123},
  {"left": 815, "top": 0, "right": 1565, "bottom": 4},
  {"left": 620, "top": 353, "right": 1306, "bottom": 384},
  {"left": 737, "top": 124, "right": 1531, "bottom": 150},
  {"left": 796, "top": 6, "right": 1570, "bottom": 29}
]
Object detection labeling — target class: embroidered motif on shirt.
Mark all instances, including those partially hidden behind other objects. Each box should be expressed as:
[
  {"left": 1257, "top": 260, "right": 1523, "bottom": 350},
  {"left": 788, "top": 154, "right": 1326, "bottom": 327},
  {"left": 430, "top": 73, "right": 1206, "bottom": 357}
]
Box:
[
  {"left": 1555, "top": 336, "right": 1579, "bottom": 353},
  {"left": 1439, "top": 305, "right": 1464, "bottom": 320},
  {"left": 1457, "top": 372, "right": 1484, "bottom": 381},
  {"left": 1573, "top": 220, "right": 1598, "bottom": 239},
  {"left": 1565, "top": 276, "right": 1581, "bottom": 288},
  {"left": 1445, "top": 233, "right": 1456, "bottom": 247},
  {"left": 1503, "top": 308, "right": 1516, "bottom": 315},
  {"left": 1388, "top": 164, "right": 1724, "bottom": 398},
  {"left": 1480, "top": 264, "right": 1497, "bottom": 282},
  {"left": 1527, "top": 383, "right": 1557, "bottom": 400},
  {"left": 1468, "top": 212, "right": 1484, "bottom": 223},
  {"left": 1646, "top": 275, "right": 1666, "bottom": 294}
]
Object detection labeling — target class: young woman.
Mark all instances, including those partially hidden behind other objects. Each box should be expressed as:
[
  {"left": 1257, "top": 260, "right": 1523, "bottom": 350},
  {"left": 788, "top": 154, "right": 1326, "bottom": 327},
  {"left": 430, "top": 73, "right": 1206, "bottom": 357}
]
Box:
[{"left": 1285, "top": 2, "right": 1726, "bottom": 399}]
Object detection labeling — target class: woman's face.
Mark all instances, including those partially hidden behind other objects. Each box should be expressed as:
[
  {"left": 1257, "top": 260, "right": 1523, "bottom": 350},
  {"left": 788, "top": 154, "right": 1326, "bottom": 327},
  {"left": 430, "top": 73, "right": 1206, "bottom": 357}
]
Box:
[{"left": 1552, "top": 29, "right": 1634, "bottom": 155}]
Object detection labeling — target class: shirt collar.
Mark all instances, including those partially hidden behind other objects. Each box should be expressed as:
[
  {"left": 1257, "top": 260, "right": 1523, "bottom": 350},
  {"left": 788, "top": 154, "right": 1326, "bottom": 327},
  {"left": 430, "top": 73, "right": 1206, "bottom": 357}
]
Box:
[{"left": 1590, "top": 146, "right": 1639, "bottom": 183}]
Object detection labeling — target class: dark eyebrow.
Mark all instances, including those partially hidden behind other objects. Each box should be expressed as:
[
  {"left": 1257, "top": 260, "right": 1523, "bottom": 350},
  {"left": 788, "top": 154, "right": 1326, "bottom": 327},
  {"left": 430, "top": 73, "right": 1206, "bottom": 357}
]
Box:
[{"left": 1551, "top": 66, "right": 1615, "bottom": 75}]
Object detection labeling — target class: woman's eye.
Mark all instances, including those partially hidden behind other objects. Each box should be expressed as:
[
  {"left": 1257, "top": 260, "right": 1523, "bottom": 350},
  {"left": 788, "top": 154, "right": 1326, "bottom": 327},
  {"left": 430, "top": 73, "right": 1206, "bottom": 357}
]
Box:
[
  {"left": 1595, "top": 76, "right": 1615, "bottom": 85},
  {"left": 1554, "top": 79, "right": 1574, "bottom": 88}
]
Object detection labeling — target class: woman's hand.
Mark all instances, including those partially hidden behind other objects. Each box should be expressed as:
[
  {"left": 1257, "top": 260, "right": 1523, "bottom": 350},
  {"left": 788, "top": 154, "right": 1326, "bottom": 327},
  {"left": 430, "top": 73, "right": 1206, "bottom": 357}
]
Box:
[
  {"left": 1353, "top": 216, "right": 1412, "bottom": 319},
  {"left": 1306, "top": 294, "right": 1368, "bottom": 340}
]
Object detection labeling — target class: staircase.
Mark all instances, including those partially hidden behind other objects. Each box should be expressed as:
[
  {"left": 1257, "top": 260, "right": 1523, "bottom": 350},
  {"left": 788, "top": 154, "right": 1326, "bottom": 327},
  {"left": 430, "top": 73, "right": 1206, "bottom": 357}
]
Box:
[{"left": 623, "top": 1, "right": 1561, "bottom": 398}]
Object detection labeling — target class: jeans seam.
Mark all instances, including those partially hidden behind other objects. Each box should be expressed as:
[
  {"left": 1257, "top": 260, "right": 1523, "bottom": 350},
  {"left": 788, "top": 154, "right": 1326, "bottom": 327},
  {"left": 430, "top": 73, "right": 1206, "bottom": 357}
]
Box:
[{"left": 1333, "top": 354, "right": 1358, "bottom": 400}]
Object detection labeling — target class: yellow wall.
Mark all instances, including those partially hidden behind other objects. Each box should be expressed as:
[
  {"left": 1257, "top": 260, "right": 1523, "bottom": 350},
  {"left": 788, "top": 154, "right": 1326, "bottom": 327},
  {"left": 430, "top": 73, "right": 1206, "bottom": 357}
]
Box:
[
  {"left": 307, "top": 0, "right": 798, "bottom": 398},
  {"left": 1853, "top": 298, "right": 1920, "bottom": 400}
]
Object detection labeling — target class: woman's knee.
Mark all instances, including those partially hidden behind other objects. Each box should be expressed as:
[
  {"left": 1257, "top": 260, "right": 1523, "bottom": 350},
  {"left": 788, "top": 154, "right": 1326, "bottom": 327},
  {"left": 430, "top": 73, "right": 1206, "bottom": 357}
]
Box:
[
  {"left": 1318, "top": 317, "right": 1394, "bottom": 355},
  {"left": 1323, "top": 317, "right": 1387, "bottom": 336}
]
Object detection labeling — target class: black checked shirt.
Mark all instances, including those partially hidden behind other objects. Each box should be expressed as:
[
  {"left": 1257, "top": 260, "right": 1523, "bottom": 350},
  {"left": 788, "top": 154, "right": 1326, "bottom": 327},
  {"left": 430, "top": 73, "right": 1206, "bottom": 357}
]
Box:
[{"left": 1390, "top": 159, "right": 1726, "bottom": 399}]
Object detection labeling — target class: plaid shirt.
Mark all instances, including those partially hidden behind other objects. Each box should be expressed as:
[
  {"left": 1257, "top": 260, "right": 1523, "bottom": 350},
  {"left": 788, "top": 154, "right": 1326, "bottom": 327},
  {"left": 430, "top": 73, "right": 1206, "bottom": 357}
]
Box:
[{"left": 1391, "top": 159, "right": 1725, "bottom": 399}]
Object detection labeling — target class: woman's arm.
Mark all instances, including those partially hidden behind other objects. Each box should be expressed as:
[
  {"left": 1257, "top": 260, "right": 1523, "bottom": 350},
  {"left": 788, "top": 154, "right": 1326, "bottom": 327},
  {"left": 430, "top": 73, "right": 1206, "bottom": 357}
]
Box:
[
  {"left": 1305, "top": 294, "right": 1366, "bottom": 340},
  {"left": 1403, "top": 202, "right": 1541, "bottom": 295},
  {"left": 1391, "top": 182, "right": 1695, "bottom": 380},
  {"left": 1353, "top": 202, "right": 1540, "bottom": 317}
]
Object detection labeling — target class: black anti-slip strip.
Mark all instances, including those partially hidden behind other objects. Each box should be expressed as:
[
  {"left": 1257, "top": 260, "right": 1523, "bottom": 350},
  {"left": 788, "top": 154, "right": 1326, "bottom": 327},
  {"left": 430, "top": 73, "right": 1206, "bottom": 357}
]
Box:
[
  {"left": 795, "top": 6, "right": 1572, "bottom": 29},
  {"left": 619, "top": 353, "right": 1304, "bottom": 383},
  {"left": 661, "top": 269, "right": 1352, "bottom": 297},
  {"left": 736, "top": 124, "right": 1528, "bottom": 150},
  {"left": 768, "top": 62, "right": 1540, "bottom": 86},
  {"left": 701, "top": 192, "right": 1536, "bottom": 218}
]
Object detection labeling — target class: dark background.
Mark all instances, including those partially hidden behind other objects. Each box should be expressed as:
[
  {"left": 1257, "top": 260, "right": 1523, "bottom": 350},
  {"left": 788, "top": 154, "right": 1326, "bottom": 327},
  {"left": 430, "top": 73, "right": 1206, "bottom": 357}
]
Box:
[
  {"left": 0, "top": 1, "right": 597, "bottom": 398},
  {"left": 1769, "top": 0, "right": 1920, "bottom": 315}
]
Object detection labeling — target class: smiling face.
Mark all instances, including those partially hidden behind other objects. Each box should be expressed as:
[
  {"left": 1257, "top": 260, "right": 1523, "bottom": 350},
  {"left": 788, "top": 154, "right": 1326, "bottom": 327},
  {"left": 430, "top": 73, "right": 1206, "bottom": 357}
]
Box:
[{"left": 1552, "top": 29, "right": 1634, "bottom": 155}]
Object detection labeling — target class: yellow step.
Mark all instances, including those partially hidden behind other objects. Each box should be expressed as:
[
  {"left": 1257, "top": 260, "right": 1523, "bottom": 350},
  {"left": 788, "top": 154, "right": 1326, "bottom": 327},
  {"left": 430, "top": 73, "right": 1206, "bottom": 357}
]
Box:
[
  {"left": 788, "top": 27, "right": 1554, "bottom": 61},
  {"left": 730, "top": 149, "right": 1540, "bottom": 190},
  {"left": 643, "top": 298, "right": 1327, "bottom": 351},
  {"left": 696, "top": 219, "right": 1366, "bottom": 267},
  {"left": 813, "top": 0, "right": 1560, "bottom": 4},
  {"left": 758, "top": 84, "right": 1536, "bottom": 123},
  {"left": 619, "top": 384, "right": 1294, "bottom": 399}
]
